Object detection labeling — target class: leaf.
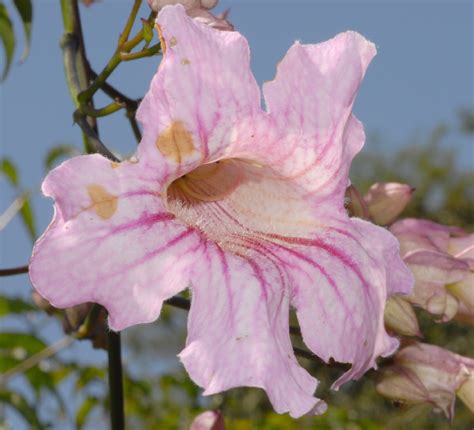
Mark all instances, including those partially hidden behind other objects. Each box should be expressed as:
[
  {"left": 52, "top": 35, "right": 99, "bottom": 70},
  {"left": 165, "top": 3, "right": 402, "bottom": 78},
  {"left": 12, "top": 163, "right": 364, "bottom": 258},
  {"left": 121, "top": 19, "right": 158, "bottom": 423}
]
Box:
[
  {"left": 0, "top": 3, "right": 15, "bottom": 81},
  {"left": 12, "top": 0, "right": 32, "bottom": 60},
  {"left": 44, "top": 144, "right": 79, "bottom": 170},
  {"left": 20, "top": 194, "right": 37, "bottom": 240},
  {"left": 0, "top": 295, "right": 35, "bottom": 317},
  {"left": 76, "top": 396, "right": 99, "bottom": 429},
  {"left": 0, "top": 157, "right": 18, "bottom": 186},
  {"left": 0, "top": 390, "right": 46, "bottom": 429},
  {"left": 0, "top": 332, "right": 47, "bottom": 355}
]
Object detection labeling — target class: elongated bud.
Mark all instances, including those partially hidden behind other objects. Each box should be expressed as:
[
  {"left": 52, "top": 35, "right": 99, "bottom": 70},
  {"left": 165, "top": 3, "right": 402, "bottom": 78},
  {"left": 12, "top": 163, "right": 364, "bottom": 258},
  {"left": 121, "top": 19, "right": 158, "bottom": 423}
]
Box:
[
  {"left": 457, "top": 376, "right": 474, "bottom": 413},
  {"left": 384, "top": 295, "right": 421, "bottom": 337},
  {"left": 375, "top": 343, "right": 474, "bottom": 421},
  {"left": 345, "top": 185, "right": 369, "bottom": 218},
  {"left": 365, "top": 182, "right": 414, "bottom": 225},
  {"left": 190, "top": 410, "right": 225, "bottom": 430}
]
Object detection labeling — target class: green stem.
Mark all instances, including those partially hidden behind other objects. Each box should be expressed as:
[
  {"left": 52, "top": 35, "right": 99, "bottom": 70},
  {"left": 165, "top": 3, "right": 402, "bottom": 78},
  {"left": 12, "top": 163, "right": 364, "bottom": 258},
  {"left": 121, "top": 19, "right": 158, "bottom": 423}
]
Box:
[
  {"left": 119, "top": 43, "right": 161, "bottom": 61},
  {"left": 80, "top": 101, "right": 125, "bottom": 118},
  {"left": 107, "top": 331, "right": 125, "bottom": 430},
  {"left": 118, "top": 0, "right": 142, "bottom": 47},
  {"left": 78, "top": 11, "right": 156, "bottom": 105}
]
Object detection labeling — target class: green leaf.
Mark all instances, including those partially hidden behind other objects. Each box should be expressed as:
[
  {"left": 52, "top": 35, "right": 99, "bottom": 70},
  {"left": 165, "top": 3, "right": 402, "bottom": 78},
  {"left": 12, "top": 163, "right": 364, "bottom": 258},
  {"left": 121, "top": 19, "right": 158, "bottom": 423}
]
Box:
[
  {"left": 0, "top": 295, "right": 35, "bottom": 317},
  {"left": 76, "top": 396, "right": 99, "bottom": 429},
  {"left": 0, "top": 157, "right": 18, "bottom": 186},
  {"left": 141, "top": 18, "right": 153, "bottom": 48},
  {"left": 0, "top": 3, "right": 15, "bottom": 81},
  {"left": 44, "top": 144, "right": 79, "bottom": 170},
  {"left": 20, "top": 194, "right": 37, "bottom": 240},
  {"left": 13, "top": 0, "right": 32, "bottom": 60},
  {"left": 0, "top": 390, "right": 46, "bottom": 429},
  {"left": 0, "top": 332, "right": 47, "bottom": 355}
]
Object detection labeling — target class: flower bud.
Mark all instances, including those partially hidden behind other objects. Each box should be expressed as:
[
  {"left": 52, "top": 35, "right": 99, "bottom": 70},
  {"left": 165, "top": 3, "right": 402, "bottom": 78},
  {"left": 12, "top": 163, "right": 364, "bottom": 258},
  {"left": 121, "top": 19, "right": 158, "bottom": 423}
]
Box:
[
  {"left": 32, "top": 290, "right": 55, "bottom": 314},
  {"left": 384, "top": 295, "right": 421, "bottom": 337},
  {"left": 391, "top": 219, "right": 473, "bottom": 321},
  {"left": 148, "top": 0, "right": 233, "bottom": 31},
  {"left": 375, "top": 343, "right": 474, "bottom": 421},
  {"left": 190, "top": 410, "right": 226, "bottom": 430},
  {"left": 364, "top": 182, "right": 414, "bottom": 225},
  {"left": 345, "top": 185, "right": 369, "bottom": 219},
  {"left": 457, "top": 376, "right": 474, "bottom": 413}
]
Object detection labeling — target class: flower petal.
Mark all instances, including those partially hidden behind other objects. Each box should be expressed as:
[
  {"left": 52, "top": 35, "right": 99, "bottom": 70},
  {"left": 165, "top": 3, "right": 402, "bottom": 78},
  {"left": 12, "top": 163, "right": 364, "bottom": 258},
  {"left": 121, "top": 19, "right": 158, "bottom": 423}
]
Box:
[
  {"left": 254, "top": 219, "right": 412, "bottom": 389},
  {"left": 262, "top": 32, "right": 376, "bottom": 208},
  {"left": 136, "top": 4, "right": 261, "bottom": 181},
  {"left": 179, "top": 244, "right": 327, "bottom": 418},
  {"left": 29, "top": 155, "right": 204, "bottom": 330}
]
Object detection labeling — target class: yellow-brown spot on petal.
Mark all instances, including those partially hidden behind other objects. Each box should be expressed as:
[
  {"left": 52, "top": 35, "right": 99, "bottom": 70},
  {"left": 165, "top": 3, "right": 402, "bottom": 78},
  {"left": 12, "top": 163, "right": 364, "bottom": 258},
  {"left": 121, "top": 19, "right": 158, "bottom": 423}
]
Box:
[
  {"left": 156, "top": 24, "right": 166, "bottom": 55},
  {"left": 111, "top": 161, "right": 120, "bottom": 169},
  {"left": 156, "top": 121, "right": 195, "bottom": 163},
  {"left": 170, "top": 36, "right": 177, "bottom": 47},
  {"left": 87, "top": 184, "right": 118, "bottom": 220},
  {"left": 181, "top": 58, "right": 191, "bottom": 65}
]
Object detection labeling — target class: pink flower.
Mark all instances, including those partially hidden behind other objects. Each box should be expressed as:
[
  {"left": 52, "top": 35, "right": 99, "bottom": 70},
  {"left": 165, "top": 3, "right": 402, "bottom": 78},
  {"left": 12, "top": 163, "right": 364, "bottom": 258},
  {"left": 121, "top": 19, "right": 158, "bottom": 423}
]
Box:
[
  {"left": 391, "top": 218, "right": 473, "bottom": 321},
  {"left": 29, "top": 5, "right": 413, "bottom": 417},
  {"left": 375, "top": 343, "right": 474, "bottom": 420},
  {"left": 148, "top": 0, "right": 233, "bottom": 31}
]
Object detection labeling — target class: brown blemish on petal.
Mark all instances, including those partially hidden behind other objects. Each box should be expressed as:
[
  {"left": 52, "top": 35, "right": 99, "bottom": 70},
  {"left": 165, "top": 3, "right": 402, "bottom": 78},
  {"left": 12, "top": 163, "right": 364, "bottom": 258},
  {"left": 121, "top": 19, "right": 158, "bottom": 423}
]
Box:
[
  {"left": 156, "top": 24, "right": 166, "bottom": 55},
  {"left": 87, "top": 184, "right": 118, "bottom": 219},
  {"left": 111, "top": 161, "right": 120, "bottom": 169},
  {"left": 156, "top": 121, "right": 195, "bottom": 163},
  {"left": 170, "top": 36, "right": 177, "bottom": 47},
  {"left": 181, "top": 58, "right": 191, "bottom": 65}
]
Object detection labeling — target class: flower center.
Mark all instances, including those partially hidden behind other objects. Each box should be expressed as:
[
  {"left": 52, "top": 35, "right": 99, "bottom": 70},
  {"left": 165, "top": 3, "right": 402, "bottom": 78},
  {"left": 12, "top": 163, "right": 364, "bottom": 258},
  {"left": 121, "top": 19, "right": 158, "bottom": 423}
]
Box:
[{"left": 166, "top": 159, "right": 316, "bottom": 253}]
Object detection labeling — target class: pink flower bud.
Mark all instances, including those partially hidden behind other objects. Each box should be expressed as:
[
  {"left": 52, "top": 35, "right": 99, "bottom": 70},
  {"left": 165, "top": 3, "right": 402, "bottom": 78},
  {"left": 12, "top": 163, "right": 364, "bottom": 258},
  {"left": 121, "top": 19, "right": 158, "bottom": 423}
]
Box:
[
  {"left": 345, "top": 185, "right": 369, "bottom": 219},
  {"left": 376, "top": 343, "right": 474, "bottom": 421},
  {"left": 190, "top": 410, "right": 225, "bottom": 430},
  {"left": 384, "top": 295, "right": 421, "bottom": 337},
  {"left": 364, "top": 182, "right": 414, "bottom": 225}
]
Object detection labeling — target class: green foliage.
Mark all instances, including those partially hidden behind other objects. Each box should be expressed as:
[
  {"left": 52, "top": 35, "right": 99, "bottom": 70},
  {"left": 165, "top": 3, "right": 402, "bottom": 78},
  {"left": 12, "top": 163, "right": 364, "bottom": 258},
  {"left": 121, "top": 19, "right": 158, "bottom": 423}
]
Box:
[
  {"left": 0, "top": 0, "right": 32, "bottom": 81},
  {"left": 0, "top": 157, "right": 37, "bottom": 241},
  {"left": 0, "top": 296, "right": 35, "bottom": 317},
  {"left": 0, "top": 3, "right": 14, "bottom": 80},
  {"left": 12, "top": 0, "right": 32, "bottom": 60},
  {"left": 0, "top": 391, "right": 45, "bottom": 429},
  {"left": 44, "top": 144, "right": 80, "bottom": 171},
  {"left": 0, "top": 158, "right": 18, "bottom": 186}
]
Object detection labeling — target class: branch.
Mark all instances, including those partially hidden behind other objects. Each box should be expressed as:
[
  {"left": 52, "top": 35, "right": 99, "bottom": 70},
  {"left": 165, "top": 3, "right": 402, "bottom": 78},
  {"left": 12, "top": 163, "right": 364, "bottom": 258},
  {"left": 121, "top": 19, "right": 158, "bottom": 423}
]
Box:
[
  {"left": 107, "top": 331, "right": 125, "bottom": 430},
  {"left": 78, "top": 11, "right": 157, "bottom": 105},
  {"left": 0, "top": 265, "right": 29, "bottom": 276}
]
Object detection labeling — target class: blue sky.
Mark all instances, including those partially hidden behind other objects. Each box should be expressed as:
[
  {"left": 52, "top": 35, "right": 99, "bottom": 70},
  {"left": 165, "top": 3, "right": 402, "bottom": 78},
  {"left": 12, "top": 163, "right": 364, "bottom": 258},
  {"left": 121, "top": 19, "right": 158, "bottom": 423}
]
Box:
[
  {"left": 2, "top": 0, "right": 472, "bottom": 267},
  {"left": 0, "top": 1, "right": 472, "bottom": 426}
]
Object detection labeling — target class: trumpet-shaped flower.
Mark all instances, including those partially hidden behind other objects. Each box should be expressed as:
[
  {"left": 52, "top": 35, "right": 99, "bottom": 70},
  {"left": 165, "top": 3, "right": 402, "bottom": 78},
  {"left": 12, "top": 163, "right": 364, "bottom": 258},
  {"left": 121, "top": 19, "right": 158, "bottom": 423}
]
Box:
[
  {"left": 391, "top": 218, "right": 473, "bottom": 321},
  {"left": 29, "top": 5, "right": 413, "bottom": 417}
]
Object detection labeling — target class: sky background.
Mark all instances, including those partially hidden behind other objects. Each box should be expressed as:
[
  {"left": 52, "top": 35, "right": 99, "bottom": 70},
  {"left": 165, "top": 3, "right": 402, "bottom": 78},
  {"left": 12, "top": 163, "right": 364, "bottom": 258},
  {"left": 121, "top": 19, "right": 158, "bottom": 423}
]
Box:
[{"left": 0, "top": 0, "right": 472, "bottom": 427}]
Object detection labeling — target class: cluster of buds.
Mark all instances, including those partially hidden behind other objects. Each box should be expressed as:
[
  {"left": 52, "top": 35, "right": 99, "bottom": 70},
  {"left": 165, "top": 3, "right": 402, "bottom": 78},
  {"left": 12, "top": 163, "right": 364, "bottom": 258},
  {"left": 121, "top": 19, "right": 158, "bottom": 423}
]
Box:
[
  {"left": 376, "top": 343, "right": 474, "bottom": 420},
  {"left": 347, "top": 182, "right": 473, "bottom": 421},
  {"left": 147, "top": 0, "right": 234, "bottom": 31},
  {"left": 390, "top": 219, "right": 473, "bottom": 322}
]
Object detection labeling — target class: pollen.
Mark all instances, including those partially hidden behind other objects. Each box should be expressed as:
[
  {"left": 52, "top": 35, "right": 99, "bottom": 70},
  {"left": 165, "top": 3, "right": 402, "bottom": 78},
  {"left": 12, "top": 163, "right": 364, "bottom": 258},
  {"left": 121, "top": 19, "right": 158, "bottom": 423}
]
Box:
[
  {"left": 87, "top": 184, "right": 118, "bottom": 219},
  {"left": 156, "top": 121, "right": 195, "bottom": 163}
]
